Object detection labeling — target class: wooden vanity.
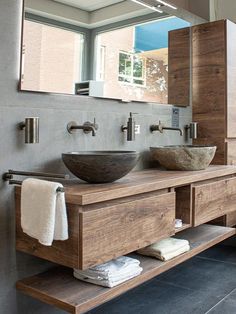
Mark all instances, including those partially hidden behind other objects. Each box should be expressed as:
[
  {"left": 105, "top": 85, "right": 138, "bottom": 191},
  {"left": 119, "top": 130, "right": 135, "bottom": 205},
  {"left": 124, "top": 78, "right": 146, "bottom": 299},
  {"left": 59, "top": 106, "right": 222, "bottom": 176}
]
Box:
[{"left": 16, "top": 166, "right": 236, "bottom": 313}]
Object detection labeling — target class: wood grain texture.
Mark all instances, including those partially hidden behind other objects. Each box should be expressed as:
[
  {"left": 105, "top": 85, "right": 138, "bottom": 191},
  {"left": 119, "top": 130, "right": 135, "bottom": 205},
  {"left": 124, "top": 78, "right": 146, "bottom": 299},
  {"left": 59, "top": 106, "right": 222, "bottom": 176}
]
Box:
[
  {"left": 15, "top": 166, "right": 236, "bottom": 269},
  {"left": 193, "top": 138, "right": 226, "bottom": 165},
  {"left": 16, "top": 225, "right": 236, "bottom": 314},
  {"left": 193, "top": 177, "right": 236, "bottom": 226},
  {"left": 80, "top": 192, "right": 175, "bottom": 269},
  {"left": 192, "top": 20, "right": 227, "bottom": 164},
  {"left": 15, "top": 192, "right": 81, "bottom": 269},
  {"left": 175, "top": 185, "right": 192, "bottom": 226},
  {"left": 168, "top": 27, "right": 190, "bottom": 107},
  {"left": 14, "top": 166, "right": 236, "bottom": 206}
]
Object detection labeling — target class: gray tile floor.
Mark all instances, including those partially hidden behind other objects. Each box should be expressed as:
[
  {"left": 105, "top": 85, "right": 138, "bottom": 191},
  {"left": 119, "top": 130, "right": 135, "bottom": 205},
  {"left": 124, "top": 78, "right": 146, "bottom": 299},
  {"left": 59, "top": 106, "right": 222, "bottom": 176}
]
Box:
[{"left": 87, "top": 244, "right": 236, "bottom": 314}]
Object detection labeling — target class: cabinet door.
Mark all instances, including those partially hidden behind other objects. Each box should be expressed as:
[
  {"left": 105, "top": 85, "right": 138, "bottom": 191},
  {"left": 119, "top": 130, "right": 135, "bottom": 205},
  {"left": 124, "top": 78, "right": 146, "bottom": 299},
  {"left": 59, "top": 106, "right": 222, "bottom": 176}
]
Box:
[
  {"left": 192, "top": 177, "right": 236, "bottom": 226},
  {"left": 168, "top": 27, "right": 190, "bottom": 107},
  {"left": 192, "top": 20, "right": 227, "bottom": 153},
  {"left": 80, "top": 192, "right": 175, "bottom": 269}
]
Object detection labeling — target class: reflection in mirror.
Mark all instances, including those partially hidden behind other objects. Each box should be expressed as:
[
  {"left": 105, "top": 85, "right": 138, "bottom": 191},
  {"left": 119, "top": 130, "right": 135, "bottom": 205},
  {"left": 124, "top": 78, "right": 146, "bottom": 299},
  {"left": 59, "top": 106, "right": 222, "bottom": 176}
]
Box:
[
  {"left": 94, "top": 17, "right": 189, "bottom": 103},
  {"left": 21, "top": 20, "right": 85, "bottom": 94},
  {"left": 20, "top": 0, "right": 191, "bottom": 105}
]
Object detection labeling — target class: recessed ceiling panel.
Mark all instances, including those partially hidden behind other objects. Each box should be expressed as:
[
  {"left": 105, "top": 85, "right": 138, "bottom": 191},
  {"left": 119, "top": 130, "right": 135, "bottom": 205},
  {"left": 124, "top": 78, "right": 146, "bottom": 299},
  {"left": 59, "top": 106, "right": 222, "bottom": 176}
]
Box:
[{"left": 53, "top": 0, "right": 125, "bottom": 11}]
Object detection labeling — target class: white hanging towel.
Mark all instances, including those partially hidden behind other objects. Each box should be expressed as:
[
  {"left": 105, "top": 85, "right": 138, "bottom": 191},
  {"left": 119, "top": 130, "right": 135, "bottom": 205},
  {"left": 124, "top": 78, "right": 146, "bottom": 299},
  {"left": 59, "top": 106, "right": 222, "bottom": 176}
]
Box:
[{"left": 21, "top": 178, "right": 68, "bottom": 246}]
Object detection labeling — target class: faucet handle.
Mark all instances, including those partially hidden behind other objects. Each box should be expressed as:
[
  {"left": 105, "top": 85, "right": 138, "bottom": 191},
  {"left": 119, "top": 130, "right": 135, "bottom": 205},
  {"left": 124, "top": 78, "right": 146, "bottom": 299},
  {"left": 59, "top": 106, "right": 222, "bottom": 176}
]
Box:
[
  {"left": 158, "top": 120, "right": 164, "bottom": 133},
  {"left": 93, "top": 118, "right": 98, "bottom": 130},
  {"left": 130, "top": 112, "right": 138, "bottom": 117}
]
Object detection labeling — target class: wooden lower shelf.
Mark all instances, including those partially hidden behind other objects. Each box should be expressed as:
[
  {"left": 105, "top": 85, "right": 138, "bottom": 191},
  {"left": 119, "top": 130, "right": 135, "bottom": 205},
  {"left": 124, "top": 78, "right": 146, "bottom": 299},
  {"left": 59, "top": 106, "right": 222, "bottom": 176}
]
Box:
[{"left": 16, "top": 225, "right": 235, "bottom": 314}]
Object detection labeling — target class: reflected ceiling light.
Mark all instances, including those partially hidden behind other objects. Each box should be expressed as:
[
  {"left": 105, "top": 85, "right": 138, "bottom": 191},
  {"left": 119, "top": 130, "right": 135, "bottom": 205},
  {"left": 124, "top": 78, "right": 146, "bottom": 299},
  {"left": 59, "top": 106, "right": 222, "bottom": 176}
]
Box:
[
  {"left": 131, "top": 0, "right": 163, "bottom": 13},
  {"left": 156, "top": 0, "right": 177, "bottom": 10}
]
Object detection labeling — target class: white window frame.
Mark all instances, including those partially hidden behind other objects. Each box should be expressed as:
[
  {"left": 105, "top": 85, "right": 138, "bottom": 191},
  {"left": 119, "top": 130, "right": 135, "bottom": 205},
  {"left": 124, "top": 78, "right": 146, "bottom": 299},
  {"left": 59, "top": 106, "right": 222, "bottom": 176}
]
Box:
[{"left": 118, "top": 51, "right": 146, "bottom": 87}]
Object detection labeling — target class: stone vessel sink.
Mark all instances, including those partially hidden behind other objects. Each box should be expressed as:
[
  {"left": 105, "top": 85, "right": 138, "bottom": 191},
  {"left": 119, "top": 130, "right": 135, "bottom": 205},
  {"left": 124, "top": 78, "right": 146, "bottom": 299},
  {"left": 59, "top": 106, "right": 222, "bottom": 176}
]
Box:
[
  {"left": 62, "top": 151, "right": 140, "bottom": 183},
  {"left": 150, "top": 145, "right": 217, "bottom": 171}
]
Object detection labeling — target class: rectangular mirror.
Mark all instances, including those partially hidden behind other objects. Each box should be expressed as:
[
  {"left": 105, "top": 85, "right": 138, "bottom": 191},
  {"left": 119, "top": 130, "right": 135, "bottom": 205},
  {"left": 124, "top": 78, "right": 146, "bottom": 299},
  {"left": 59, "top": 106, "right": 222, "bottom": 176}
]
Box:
[{"left": 20, "top": 0, "right": 191, "bottom": 106}]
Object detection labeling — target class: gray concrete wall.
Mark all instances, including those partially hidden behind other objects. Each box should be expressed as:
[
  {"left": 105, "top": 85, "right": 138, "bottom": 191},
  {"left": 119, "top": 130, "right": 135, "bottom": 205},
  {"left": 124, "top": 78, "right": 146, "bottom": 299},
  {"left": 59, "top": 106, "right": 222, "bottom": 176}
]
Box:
[{"left": 0, "top": 0, "right": 191, "bottom": 313}]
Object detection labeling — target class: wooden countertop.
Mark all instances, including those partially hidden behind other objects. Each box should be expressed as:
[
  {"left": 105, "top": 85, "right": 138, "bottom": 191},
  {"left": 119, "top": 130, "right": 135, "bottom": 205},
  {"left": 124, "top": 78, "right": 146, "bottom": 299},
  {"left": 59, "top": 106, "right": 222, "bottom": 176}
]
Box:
[
  {"left": 15, "top": 165, "right": 236, "bottom": 205},
  {"left": 62, "top": 165, "right": 236, "bottom": 205}
]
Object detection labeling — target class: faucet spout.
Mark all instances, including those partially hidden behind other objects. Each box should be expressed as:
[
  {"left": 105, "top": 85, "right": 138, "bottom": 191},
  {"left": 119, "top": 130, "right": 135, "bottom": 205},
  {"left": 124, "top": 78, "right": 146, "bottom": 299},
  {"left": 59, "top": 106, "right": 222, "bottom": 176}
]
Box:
[
  {"left": 150, "top": 121, "right": 183, "bottom": 136},
  {"left": 67, "top": 119, "right": 98, "bottom": 136},
  {"left": 85, "top": 125, "right": 97, "bottom": 137},
  {"left": 162, "top": 126, "right": 183, "bottom": 136}
]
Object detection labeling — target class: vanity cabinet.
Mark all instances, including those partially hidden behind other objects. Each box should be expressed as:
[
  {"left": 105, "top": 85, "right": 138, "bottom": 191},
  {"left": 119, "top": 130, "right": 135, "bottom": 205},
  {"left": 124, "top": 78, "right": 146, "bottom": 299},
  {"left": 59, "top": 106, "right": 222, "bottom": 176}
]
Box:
[
  {"left": 15, "top": 187, "right": 176, "bottom": 270},
  {"left": 192, "top": 19, "right": 236, "bottom": 226},
  {"left": 15, "top": 166, "right": 236, "bottom": 314},
  {"left": 15, "top": 166, "right": 236, "bottom": 269}
]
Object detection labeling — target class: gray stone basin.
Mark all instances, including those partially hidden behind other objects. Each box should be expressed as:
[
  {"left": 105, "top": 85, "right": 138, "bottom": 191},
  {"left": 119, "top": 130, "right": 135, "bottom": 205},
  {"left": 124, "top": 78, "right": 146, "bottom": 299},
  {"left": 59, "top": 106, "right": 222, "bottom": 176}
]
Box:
[
  {"left": 62, "top": 151, "right": 140, "bottom": 183},
  {"left": 150, "top": 145, "right": 217, "bottom": 171}
]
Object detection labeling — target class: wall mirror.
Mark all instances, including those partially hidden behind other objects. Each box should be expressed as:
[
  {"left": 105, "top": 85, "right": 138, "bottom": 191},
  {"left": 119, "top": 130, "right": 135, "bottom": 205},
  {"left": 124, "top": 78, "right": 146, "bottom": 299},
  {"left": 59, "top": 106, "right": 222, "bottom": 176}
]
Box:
[{"left": 20, "top": 0, "right": 191, "bottom": 105}]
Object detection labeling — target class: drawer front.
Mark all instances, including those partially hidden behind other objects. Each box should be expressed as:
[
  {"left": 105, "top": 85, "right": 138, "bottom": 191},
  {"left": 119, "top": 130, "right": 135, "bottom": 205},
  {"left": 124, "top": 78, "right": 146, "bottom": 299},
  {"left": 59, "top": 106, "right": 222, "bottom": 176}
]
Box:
[
  {"left": 193, "top": 177, "right": 236, "bottom": 226},
  {"left": 80, "top": 192, "right": 175, "bottom": 269}
]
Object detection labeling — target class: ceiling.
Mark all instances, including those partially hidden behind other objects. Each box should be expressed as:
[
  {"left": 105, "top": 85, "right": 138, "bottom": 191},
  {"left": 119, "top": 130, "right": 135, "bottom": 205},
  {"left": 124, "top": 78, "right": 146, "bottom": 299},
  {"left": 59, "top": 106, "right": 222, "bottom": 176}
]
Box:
[{"left": 53, "top": 0, "right": 125, "bottom": 12}]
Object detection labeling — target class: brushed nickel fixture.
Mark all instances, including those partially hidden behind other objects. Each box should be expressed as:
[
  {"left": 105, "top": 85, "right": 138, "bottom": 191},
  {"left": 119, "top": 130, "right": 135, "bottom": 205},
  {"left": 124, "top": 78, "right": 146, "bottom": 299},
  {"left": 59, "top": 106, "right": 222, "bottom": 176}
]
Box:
[
  {"left": 2, "top": 170, "right": 70, "bottom": 192},
  {"left": 67, "top": 119, "right": 98, "bottom": 136},
  {"left": 150, "top": 120, "right": 183, "bottom": 136},
  {"left": 19, "top": 117, "right": 39, "bottom": 144},
  {"left": 185, "top": 122, "right": 198, "bottom": 140},
  {"left": 121, "top": 112, "right": 137, "bottom": 141}
]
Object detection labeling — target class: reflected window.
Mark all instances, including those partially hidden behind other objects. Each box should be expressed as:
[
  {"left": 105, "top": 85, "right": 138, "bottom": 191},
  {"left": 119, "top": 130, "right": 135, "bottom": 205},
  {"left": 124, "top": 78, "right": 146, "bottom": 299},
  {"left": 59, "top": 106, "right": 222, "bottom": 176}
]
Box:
[
  {"left": 21, "top": 19, "right": 85, "bottom": 94},
  {"left": 118, "top": 52, "right": 145, "bottom": 86},
  {"left": 96, "top": 16, "right": 190, "bottom": 103}
]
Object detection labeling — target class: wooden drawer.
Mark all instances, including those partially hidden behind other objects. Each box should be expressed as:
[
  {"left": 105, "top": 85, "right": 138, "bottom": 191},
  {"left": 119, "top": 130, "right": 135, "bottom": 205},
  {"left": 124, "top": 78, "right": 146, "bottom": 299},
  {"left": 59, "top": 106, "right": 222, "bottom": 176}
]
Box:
[
  {"left": 192, "top": 177, "right": 236, "bottom": 226},
  {"left": 79, "top": 192, "right": 175, "bottom": 269}
]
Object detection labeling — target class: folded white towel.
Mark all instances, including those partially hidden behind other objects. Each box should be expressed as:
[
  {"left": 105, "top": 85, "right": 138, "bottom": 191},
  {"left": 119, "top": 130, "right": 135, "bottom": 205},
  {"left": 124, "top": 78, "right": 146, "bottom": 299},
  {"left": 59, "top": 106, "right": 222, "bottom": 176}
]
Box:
[
  {"left": 75, "top": 256, "right": 140, "bottom": 276},
  {"left": 137, "top": 238, "right": 190, "bottom": 261},
  {"left": 21, "top": 178, "right": 68, "bottom": 246},
  {"left": 74, "top": 262, "right": 141, "bottom": 281},
  {"left": 74, "top": 256, "right": 143, "bottom": 288},
  {"left": 74, "top": 268, "right": 142, "bottom": 288}
]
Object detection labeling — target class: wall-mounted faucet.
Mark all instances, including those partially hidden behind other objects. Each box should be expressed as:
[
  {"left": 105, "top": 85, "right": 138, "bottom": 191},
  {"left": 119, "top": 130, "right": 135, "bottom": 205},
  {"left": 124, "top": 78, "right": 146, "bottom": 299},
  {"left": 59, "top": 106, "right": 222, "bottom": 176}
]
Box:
[
  {"left": 121, "top": 112, "right": 137, "bottom": 141},
  {"left": 150, "top": 121, "right": 183, "bottom": 136},
  {"left": 67, "top": 119, "right": 98, "bottom": 137},
  {"left": 185, "top": 122, "right": 198, "bottom": 140},
  {"left": 19, "top": 117, "right": 39, "bottom": 144}
]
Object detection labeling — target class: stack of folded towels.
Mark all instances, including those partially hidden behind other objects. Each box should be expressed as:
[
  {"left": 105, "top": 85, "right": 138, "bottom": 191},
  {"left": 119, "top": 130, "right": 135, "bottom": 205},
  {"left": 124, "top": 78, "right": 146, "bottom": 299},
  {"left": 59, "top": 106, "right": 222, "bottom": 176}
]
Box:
[
  {"left": 137, "top": 237, "right": 190, "bottom": 262},
  {"left": 74, "top": 256, "right": 143, "bottom": 288}
]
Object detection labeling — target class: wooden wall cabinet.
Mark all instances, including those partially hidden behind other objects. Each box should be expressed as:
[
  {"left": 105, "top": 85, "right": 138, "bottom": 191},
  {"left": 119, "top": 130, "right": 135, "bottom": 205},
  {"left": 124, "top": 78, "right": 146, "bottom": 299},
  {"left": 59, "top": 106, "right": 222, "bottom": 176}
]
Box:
[
  {"left": 192, "top": 19, "right": 236, "bottom": 226},
  {"left": 168, "top": 27, "right": 190, "bottom": 107}
]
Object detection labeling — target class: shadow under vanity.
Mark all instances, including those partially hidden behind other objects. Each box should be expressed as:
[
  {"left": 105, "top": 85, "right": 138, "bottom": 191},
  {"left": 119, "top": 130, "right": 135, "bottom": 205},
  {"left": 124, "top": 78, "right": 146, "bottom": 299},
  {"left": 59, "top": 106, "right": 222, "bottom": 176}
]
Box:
[{"left": 15, "top": 165, "right": 236, "bottom": 313}]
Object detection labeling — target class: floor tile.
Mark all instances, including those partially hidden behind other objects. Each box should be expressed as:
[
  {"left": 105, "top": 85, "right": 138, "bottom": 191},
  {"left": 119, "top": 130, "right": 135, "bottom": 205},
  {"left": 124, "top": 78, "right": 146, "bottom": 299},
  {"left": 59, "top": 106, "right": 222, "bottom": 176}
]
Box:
[
  {"left": 156, "top": 256, "right": 236, "bottom": 295},
  {"left": 206, "top": 288, "right": 236, "bottom": 314},
  {"left": 86, "top": 246, "right": 236, "bottom": 314},
  {"left": 88, "top": 280, "right": 222, "bottom": 314},
  {"left": 197, "top": 245, "right": 236, "bottom": 265}
]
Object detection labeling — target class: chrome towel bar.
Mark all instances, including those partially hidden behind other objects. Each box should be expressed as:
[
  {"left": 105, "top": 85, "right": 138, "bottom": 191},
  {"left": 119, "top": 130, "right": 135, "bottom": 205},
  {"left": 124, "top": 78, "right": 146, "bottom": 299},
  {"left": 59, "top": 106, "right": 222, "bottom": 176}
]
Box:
[{"left": 2, "top": 169, "right": 69, "bottom": 193}]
